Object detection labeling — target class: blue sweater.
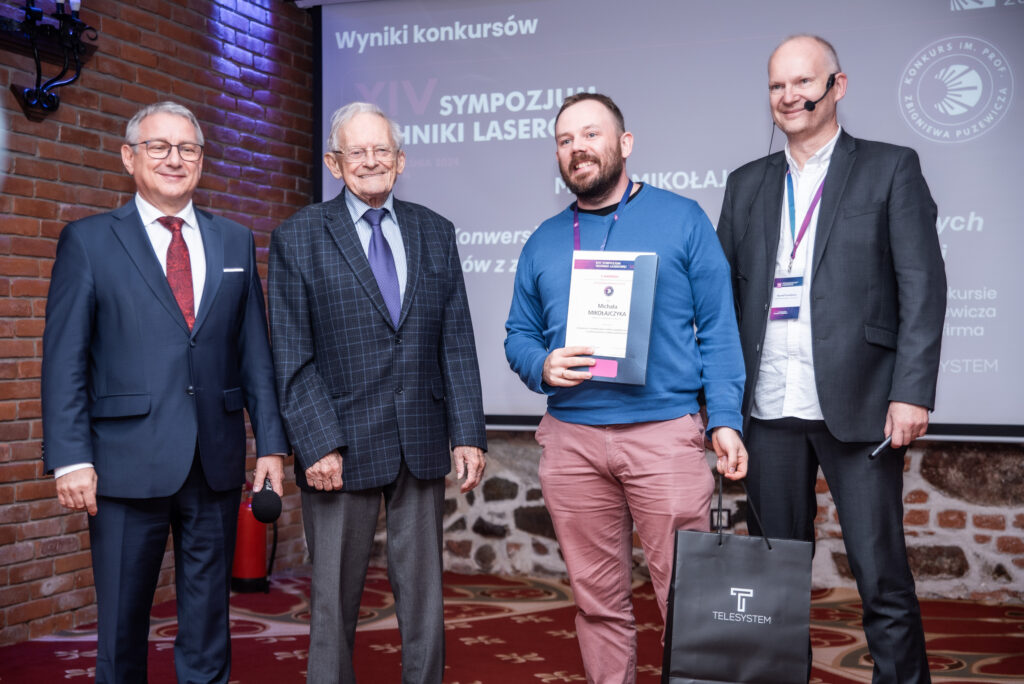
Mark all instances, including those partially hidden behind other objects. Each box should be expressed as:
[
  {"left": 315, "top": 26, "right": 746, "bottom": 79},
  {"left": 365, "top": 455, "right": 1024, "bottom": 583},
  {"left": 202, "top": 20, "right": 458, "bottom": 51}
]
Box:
[{"left": 505, "top": 184, "right": 744, "bottom": 431}]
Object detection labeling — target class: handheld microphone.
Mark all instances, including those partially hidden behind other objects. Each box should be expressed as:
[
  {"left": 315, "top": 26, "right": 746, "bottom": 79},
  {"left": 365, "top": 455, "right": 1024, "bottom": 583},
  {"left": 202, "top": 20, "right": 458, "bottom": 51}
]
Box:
[
  {"left": 802, "top": 73, "right": 837, "bottom": 112},
  {"left": 251, "top": 482, "right": 282, "bottom": 523}
]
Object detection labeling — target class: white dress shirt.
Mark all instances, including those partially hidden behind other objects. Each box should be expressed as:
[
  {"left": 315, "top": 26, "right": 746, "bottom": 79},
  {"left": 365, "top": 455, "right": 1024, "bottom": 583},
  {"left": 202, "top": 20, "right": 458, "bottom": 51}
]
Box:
[
  {"left": 344, "top": 190, "right": 408, "bottom": 300},
  {"left": 752, "top": 127, "right": 842, "bottom": 421},
  {"left": 136, "top": 194, "right": 207, "bottom": 312},
  {"left": 55, "top": 195, "right": 207, "bottom": 479}
]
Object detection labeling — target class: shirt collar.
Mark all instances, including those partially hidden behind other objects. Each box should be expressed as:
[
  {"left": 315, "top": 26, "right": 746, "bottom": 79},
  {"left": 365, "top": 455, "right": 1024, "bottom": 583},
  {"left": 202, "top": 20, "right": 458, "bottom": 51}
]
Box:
[
  {"left": 345, "top": 188, "right": 396, "bottom": 225},
  {"left": 784, "top": 125, "right": 842, "bottom": 175},
  {"left": 135, "top": 194, "right": 198, "bottom": 230}
]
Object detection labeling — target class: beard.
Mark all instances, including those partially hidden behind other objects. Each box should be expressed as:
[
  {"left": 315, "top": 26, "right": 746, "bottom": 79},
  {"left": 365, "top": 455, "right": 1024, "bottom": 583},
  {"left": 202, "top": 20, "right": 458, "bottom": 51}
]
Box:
[{"left": 560, "top": 146, "right": 625, "bottom": 205}]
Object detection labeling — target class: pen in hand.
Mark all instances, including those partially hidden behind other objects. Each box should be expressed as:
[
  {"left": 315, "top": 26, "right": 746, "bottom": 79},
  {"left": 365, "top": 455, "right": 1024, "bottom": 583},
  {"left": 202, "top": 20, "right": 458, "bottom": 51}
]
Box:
[{"left": 869, "top": 436, "right": 892, "bottom": 459}]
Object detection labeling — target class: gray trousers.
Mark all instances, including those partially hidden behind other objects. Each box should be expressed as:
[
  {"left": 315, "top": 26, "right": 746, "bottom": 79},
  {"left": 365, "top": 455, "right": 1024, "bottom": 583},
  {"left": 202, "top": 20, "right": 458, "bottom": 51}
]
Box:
[{"left": 302, "top": 462, "right": 446, "bottom": 684}]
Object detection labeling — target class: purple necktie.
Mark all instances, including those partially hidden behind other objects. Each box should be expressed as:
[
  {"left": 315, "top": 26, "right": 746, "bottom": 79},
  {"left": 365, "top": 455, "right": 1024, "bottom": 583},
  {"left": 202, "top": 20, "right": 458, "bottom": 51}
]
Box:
[{"left": 363, "top": 208, "right": 401, "bottom": 325}]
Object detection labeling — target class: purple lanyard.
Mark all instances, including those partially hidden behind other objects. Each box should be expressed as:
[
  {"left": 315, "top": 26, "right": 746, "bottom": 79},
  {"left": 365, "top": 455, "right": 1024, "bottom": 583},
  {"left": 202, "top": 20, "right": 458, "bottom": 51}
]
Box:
[
  {"left": 573, "top": 180, "right": 634, "bottom": 251},
  {"left": 785, "top": 169, "right": 826, "bottom": 273}
]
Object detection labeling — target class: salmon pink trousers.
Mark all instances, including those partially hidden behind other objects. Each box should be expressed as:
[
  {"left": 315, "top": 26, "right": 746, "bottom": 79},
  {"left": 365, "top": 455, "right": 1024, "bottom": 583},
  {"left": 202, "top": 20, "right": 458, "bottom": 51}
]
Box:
[{"left": 535, "top": 412, "right": 715, "bottom": 684}]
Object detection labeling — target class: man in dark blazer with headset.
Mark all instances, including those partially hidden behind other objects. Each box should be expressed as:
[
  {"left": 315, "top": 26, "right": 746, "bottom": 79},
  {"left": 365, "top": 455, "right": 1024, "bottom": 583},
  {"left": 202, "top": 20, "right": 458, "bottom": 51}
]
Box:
[
  {"left": 268, "top": 102, "right": 486, "bottom": 684},
  {"left": 42, "top": 102, "right": 288, "bottom": 683},
  {"left": 718, "top": 36, "right": 945, "bottom": 683}
]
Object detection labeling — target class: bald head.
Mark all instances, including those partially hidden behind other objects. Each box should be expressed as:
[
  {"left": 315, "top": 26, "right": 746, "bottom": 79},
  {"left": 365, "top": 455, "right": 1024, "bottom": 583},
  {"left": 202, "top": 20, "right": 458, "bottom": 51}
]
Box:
[{"left": 769, "top": 34, "right": 841, "bottom": 74}]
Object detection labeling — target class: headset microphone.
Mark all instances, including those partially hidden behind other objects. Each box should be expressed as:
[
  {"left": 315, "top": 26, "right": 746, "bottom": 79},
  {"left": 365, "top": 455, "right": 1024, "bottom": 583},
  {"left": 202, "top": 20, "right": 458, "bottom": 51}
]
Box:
[{"left": 802, "top": 73, "right": 837, "bottom": 112}]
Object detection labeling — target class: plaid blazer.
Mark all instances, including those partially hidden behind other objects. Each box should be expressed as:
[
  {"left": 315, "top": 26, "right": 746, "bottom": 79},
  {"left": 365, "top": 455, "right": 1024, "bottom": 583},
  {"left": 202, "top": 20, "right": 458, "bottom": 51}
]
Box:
[{"left": 268, "top": 190, "right": 486, "bottom": 491}]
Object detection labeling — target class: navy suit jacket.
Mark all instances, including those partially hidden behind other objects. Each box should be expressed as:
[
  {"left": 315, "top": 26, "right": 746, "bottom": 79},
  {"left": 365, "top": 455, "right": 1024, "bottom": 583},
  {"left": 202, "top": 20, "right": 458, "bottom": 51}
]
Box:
[
  {"left": 718, "top": 131, "right": 946, "bottom": 442},
  {"left": 41, "top": 202, "right": 288, "bottom": 496},
  {"left": 268, "top": 190, "right": 487, "bottom": 491}
]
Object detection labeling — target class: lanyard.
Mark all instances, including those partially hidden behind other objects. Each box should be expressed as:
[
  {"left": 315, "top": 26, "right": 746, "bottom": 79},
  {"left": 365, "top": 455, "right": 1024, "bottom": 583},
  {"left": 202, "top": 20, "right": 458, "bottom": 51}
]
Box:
[
  {"left": 785, "top": 170, "right": 825, "bottom": 273},
  {"left": 573, "top": 180, "right": 634, "bottom": 251}
]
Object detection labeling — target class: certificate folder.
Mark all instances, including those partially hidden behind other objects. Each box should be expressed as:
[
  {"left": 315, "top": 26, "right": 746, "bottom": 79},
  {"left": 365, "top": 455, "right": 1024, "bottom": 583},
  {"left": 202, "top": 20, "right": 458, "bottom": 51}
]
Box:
[{"left": 567, "top": 252, "right": 659, "bottom": 385}]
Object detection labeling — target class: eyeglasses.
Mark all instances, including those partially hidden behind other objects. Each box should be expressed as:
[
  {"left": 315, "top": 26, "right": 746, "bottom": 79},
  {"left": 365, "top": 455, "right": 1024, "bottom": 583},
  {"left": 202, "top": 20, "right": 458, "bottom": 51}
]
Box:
[
  {"left": 332, "top": 146, "right": 397, "bottom": 163},
  {"left": 129, "top": 140, "right": 204, "bottom": 162}
]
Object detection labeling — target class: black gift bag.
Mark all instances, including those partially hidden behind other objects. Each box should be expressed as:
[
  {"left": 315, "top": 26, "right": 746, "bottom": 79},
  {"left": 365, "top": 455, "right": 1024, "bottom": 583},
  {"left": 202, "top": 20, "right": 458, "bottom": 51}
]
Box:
[{"left": 661, "top": 476, "right": 813, "bottom": 684}]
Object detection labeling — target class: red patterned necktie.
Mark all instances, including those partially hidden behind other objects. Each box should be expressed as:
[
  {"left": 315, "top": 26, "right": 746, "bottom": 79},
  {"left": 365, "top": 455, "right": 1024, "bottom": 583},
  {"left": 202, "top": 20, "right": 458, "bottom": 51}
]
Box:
[{"left": 156, "top": 216, "right": 195, "bottom": 330}]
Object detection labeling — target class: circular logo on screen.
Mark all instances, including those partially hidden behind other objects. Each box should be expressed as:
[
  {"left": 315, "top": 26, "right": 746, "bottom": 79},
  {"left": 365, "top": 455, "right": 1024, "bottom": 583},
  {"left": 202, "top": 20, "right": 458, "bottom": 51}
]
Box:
[
  {"left": 603, "top": 286, "right": 614, "bottom": 296},
  {"left": 898, "top": 36, "right": 1013, "bottom": 143}
]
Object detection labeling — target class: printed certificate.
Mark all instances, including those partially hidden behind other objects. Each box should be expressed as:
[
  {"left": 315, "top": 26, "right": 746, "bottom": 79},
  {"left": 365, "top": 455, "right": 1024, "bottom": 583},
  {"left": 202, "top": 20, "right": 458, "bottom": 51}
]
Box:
[{"left": 564, "top": 250, "right": 659, "bottom": 385}]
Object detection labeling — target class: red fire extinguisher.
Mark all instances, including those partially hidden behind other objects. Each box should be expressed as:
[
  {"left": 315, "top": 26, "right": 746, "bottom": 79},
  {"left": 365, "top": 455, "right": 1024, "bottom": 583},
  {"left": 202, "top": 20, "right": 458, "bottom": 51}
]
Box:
[{"left": 231, "top": 484, "right": 276, "bottom": 593}]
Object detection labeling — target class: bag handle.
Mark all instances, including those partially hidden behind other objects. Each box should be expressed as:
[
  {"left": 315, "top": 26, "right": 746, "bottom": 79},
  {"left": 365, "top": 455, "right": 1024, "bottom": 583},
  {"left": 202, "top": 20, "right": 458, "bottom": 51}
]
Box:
[{"left": 714, "top": 472, "right": 772, "bottom": 551}]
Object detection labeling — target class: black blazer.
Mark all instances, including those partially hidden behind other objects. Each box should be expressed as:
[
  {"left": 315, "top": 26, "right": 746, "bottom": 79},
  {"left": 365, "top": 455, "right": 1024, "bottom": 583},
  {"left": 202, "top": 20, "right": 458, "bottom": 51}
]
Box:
[
  {"left": 718, "top": 131, "right": 946, "bottom": 442},
  {"left": 41, "top": 203, "right": 288, "bottom": 496},
  {"left": 268, "top": 190, "right": 487, "bottom": 491}
]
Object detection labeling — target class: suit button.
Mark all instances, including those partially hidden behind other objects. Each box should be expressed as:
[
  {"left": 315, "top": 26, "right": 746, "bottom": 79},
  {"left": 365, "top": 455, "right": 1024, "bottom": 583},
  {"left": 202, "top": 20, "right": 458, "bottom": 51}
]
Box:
[
  {"left": 186, "top": 385, "right": 195, "bottom": 396},
  {"left": 394, "top": 386, "right": 403, "bottom": 395},
  {"left": 395, "top": 335, "right": 402, "bottom": 344},
  {"left": 763, "top": 303, "right": 768, "bottom": 311},
  {"left": 755, "top": 344, "right": 760, "bottom": 352},
  {"left": 190, "top": 339, "right": 196, "bottom": 347}
]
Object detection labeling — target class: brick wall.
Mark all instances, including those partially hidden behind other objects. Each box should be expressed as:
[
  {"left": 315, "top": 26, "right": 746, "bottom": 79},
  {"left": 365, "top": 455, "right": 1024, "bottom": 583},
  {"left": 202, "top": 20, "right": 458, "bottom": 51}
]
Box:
[{"left": 0, "top": 0, "right": 314, "bottom": 646}]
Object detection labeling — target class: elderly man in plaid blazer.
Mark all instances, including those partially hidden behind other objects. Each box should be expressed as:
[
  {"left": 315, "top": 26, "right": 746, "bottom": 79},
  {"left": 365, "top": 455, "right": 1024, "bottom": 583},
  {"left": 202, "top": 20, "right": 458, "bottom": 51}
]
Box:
[{"left": 268, "top": 102, "right": 487, "bottom": 684}]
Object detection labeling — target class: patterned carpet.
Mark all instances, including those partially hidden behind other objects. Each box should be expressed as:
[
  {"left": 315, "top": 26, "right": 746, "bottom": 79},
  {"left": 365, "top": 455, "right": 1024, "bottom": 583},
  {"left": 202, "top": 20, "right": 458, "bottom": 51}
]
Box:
[{"left": 1, "top": 568, "right": 1021, "bottom": 682}]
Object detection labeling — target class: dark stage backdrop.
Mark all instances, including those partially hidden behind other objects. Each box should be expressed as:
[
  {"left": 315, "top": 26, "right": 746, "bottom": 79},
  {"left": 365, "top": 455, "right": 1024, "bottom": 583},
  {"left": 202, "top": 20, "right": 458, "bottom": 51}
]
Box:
[{"left": 301, "top": 0, "right": 1024, "bottom": 439}]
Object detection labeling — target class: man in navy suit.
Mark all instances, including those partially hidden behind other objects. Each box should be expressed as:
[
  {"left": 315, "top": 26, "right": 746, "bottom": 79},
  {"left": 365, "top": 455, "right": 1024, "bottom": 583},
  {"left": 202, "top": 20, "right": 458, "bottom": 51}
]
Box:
[
  {"left": 718, "top": 36, "right": 945, "bottom": 683},
  {"left": 42, "top": 102, "right": 288, "bottom": 684},
  {"left": 268, "top": 102, "right": 486, "bottom": 684}
]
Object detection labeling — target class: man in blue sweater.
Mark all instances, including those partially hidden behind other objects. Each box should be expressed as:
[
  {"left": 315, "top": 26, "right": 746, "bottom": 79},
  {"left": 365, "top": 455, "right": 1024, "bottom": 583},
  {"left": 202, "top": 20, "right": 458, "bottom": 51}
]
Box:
[{"left": 505, "top": 93, "right": 747, "bottom": 682}]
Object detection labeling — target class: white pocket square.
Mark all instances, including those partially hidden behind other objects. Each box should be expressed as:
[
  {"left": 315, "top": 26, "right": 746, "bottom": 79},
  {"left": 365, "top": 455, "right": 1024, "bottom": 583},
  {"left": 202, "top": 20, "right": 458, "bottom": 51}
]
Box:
[{"left": 223, "top": 267, "right": 245, "bottom": 273}]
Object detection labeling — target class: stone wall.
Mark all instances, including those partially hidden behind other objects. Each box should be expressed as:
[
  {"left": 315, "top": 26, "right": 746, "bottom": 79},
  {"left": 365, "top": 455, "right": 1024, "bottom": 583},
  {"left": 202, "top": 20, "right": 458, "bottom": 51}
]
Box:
[
  {"left": 428, "top": 432, "right": 1024, "bottom": 603},
  {"left": 443, "top": 432, "right": 566, "bottom": 576}
]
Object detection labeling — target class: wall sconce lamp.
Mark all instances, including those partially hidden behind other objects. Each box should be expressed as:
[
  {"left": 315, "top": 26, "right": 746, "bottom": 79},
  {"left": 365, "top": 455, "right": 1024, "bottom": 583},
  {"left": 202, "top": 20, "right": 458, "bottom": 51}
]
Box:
[{"left": 1, "top": 1, "right": 98, "bottom": 121}]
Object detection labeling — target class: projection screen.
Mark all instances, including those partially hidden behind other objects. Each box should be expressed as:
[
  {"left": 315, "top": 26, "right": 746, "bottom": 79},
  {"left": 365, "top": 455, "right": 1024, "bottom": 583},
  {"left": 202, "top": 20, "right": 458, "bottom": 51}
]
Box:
[{"left": 303, "top": 0, "right": 1024, "bottom": 439}]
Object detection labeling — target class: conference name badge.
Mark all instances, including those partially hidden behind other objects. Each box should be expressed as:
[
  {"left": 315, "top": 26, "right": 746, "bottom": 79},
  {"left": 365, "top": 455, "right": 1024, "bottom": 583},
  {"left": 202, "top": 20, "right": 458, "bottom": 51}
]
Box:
[{"left": 769, "top": 276, "right": 803, "bottom": 320}]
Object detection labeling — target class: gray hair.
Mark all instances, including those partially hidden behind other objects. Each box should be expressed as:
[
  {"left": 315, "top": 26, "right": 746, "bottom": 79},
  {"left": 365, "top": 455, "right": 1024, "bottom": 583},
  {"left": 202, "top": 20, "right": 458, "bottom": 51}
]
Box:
[
  {"left": 770, "top": 34, "right": 842, "bottom": 74},
  {"left": 326, "top": 102, "right": 403, "bottom": 152},
  {"left": 125, "top": 102, "right": 205, "bottom": 146}
]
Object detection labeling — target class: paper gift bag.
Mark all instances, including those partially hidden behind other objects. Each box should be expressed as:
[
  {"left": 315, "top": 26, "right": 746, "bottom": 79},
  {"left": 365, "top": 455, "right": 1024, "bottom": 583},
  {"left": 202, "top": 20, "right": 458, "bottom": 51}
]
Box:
[{"left": 662, "top": 477, "right": 813, "bottom": 684}]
